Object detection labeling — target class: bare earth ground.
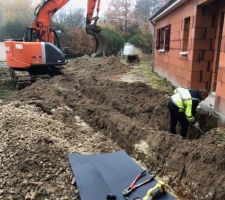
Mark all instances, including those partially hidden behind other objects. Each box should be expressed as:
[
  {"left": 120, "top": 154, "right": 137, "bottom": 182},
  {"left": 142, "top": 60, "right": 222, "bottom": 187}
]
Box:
[{"left": 0, "top": 56, "right": 225, "bottom": 200}]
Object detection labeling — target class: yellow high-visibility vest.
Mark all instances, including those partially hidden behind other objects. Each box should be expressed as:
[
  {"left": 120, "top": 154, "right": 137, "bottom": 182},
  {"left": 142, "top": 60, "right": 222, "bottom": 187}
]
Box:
[{"left": 171, "top": 88, "right": 193, "bottom": 118}]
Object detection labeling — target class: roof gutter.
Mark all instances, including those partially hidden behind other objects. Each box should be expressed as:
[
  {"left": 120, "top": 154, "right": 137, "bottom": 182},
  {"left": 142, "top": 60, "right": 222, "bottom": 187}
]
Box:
[{"left": 150, "top": 0, "right": 189, "bottom": 23}]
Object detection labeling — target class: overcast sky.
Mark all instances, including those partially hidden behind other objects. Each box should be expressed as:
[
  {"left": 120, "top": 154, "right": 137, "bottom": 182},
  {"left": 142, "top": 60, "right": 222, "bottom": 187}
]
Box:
[
  {"left": 33, "top": 0, "right": 110, "bottom": 13},
  {"left": 68, "top": 0, "right": 110, "bottom": 12},
  {"left": 30, "top": 0, "right": 137, "bottom": 21}
]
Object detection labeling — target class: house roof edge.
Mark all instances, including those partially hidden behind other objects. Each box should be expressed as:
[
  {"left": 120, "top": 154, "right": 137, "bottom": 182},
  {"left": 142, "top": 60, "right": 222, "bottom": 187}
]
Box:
[{"left": 150, "top": 0, "right": 189, "bottom": 23}]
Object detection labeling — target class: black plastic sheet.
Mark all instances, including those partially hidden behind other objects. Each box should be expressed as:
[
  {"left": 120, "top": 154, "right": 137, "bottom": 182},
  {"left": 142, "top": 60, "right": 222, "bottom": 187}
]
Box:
[{"left": 69, "top": 150, "right": 175, "bottom": 200}]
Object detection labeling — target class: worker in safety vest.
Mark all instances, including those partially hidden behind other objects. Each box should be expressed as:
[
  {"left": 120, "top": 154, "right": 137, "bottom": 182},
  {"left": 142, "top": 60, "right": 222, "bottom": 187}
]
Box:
[{"left": 168, "top": 88, "right": 209, "bottom": 137}]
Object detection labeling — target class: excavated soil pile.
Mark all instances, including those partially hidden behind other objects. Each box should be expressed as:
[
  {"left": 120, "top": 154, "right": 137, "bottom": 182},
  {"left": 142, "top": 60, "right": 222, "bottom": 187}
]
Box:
[
  {"left": 0, "top": 102, "right": 119, "bottom": 199},
  {"left": 3, "top": 56, "right": 225, "bottom": 200},
  {"left": 61, "top": 29, "right": 96, "bottom": 56}
]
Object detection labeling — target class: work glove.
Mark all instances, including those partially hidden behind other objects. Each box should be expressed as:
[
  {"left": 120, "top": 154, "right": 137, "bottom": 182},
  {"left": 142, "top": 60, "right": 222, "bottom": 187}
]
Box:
[
  {"left": 179, "top": 108, "right": 184, "bottom": 113},
  {"left": 193, "top": 122, "right": 200, "bottom": 128},
  {"left": 193, "top": 121, "right": 204, "bottom": 134},
  {"left": 187, "top": 116, "right": 195, "bottom": 123}
]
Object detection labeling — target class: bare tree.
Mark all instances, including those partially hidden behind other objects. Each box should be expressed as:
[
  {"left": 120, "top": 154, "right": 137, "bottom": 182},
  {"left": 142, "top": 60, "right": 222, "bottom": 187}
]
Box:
[
  {"left": 134, "top": 0, "right": 169, "bottom": 32},
  {"left": 135, "top": 0, "right": 169, "bottom": 22},
  {"left": 54, "top": 8, "right": 85, "bottom": 28},
  {"left": 105, "top": 0, "right": 134, "bottom": 34},
  {"left": 0, "top": 0, "right": 33, "bottom": 40},
  {"left": 0, "top": 2, "right": 3, "bottom": 27},
  {"left": 1, "top": 0, "right": 33, "bottom": 25}
]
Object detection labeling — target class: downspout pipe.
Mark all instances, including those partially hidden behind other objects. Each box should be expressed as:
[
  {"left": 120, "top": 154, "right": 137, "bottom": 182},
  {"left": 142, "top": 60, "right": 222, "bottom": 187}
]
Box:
[{"left": 150, "top": 21, "right": 156, "bottom": 72}]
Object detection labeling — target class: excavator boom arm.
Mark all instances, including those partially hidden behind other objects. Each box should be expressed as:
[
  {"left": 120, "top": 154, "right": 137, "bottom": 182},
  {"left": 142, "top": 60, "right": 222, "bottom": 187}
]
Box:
[
  {"left": 33, "top": 0, "right": 69, "bottom": 28},
  {"left": 86, "top": 0, "right": 100, "bottom": 25},
  {"left": 33, "top": 0, "right": 102, "bottom": 44}
]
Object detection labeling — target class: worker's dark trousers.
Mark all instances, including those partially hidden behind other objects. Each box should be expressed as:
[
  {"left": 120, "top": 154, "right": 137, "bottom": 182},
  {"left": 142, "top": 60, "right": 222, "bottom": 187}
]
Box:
[{"left": 168, "top": 101, "right": 189, "bottom": 137}]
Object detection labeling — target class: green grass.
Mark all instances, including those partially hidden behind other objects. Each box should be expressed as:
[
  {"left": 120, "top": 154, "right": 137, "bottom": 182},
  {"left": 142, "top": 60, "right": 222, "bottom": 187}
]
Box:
[
  {"left": 136, "top": 61, "right": 175, "bottom": 92},
  {"left": 0, "top": 79, "right": 15, "bottom": 103}
]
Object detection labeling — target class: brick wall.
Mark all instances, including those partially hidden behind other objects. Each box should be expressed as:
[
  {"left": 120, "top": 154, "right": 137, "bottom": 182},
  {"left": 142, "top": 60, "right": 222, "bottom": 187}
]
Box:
[
  {"left": 153, "top": 0, "right": 225, "bottom": 115},
  {"left": 153, "top": 0, "right": 196, "bottom": 88},
  {"left": 215, "top": 1, "right": 225, "bottom": 115},
  {"left": 191, "top": 3, "right": 218, "bottom": 90}
]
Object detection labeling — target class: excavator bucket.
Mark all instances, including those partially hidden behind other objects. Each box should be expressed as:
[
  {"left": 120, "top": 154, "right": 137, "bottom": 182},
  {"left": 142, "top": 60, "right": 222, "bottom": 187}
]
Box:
[{"left": 86, "top": 24, "right": 106, "bottom": 56}]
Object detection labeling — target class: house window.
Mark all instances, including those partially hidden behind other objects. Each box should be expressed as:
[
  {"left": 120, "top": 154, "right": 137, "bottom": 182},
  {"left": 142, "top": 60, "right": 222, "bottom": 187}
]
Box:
[
  {"left": 182, "top": 17, "right": 191, "bottom": 52},
  {"left": 156, "top": 25, "right": 171, "bottom": 52}
]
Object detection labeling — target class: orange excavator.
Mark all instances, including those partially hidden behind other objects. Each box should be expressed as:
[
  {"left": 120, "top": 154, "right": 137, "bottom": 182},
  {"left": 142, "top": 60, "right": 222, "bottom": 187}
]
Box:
[{"left": 4, "top": 0, "right": 104, "bottom": 89}]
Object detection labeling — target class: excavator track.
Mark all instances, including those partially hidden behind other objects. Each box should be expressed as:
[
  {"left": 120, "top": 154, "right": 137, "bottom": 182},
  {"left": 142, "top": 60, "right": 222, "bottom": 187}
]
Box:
[{"left": 10, "top": 69, "right": 32, "bottom": 90}]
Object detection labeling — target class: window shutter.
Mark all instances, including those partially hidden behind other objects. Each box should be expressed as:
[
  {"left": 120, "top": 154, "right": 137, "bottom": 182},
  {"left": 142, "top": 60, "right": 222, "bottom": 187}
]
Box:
[
  {"left": 156, "top": 29, "right": 160, "bottom": 50},
  {"left": 165, "top": 25, "right": 171, "bottom": 51}
]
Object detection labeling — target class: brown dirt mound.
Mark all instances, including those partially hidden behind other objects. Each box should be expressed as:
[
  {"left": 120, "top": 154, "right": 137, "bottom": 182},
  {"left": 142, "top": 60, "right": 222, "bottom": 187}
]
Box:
[
  {"left": 5, "top": 56, "right": 225, "bottom": 200},
  {"left": 66, "top": 55, "right": 129, "bottom": 79},
  {"left": 0, "top": 102, "right": 119, "bottom": 199}
]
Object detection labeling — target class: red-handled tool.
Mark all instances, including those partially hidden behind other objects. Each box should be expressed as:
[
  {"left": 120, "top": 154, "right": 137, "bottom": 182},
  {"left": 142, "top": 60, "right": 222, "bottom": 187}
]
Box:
[{"left": 123, "top": 170, "right": 155, "bottom": 196}]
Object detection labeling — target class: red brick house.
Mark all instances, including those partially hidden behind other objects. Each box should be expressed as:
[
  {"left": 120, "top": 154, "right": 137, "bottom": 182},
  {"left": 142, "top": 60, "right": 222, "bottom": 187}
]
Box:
[{"left": 150, "top": 0, "right": 225, "bottom": 115}]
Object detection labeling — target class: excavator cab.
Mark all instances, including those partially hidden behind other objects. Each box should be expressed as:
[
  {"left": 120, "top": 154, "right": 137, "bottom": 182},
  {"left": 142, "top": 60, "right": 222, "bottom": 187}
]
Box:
[
  {"left": 24, "top": 27, "right": 62, "bottom": 49},
  {"left": 24, "top": 28, "right": 37, "bottom": 42}
]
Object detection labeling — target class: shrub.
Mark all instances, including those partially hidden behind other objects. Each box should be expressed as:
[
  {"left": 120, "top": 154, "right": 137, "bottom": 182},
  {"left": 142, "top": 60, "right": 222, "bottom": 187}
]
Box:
[
  {"left": 102, "top": 28, "right": 125, "bottom": 56},
  {"left": 128, "top": 32, "right": 153, "bottom": 54}
]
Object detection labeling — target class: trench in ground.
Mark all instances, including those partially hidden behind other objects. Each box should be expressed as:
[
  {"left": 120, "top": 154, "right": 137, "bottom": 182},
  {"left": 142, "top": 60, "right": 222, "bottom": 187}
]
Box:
[
  {"left": 15, "top": 76, "right": 224, "bottom": 199},
  {"left": 5, "top": 57, "right": 225, "bottom": 200}
]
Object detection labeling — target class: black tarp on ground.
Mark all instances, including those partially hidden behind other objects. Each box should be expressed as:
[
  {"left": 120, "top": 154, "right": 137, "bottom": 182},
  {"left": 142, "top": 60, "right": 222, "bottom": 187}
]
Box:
[{"left": 69, "top": 150, "right": 175, "bottom": 200}]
